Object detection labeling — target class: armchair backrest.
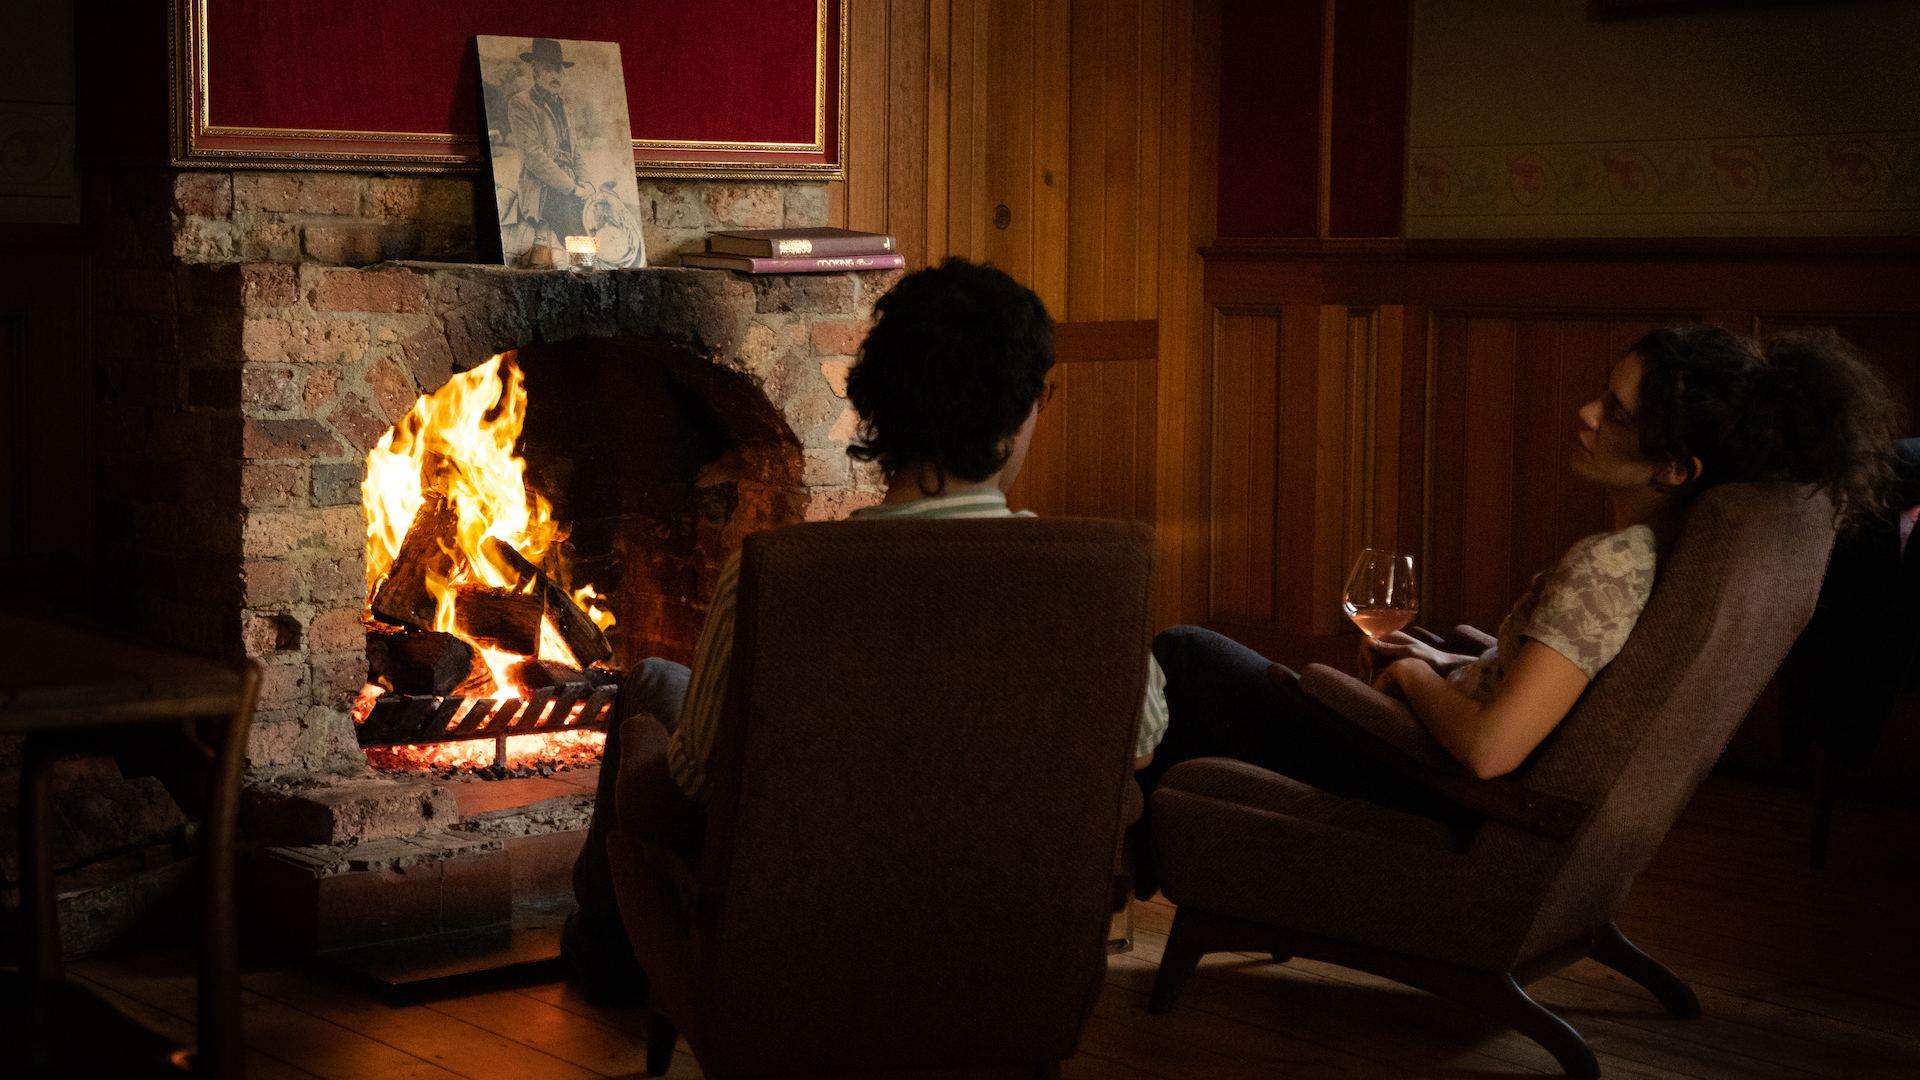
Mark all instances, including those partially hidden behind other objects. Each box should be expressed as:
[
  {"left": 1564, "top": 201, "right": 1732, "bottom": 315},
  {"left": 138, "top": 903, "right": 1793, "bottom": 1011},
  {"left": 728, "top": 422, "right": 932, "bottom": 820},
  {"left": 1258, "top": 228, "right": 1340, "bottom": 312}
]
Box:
[
  {"left": 693, "top": 516, "right": 1153, "bottom": 1075},
  {"left": 1501, "top": 483, "right": 1834, "bottom": 957}
]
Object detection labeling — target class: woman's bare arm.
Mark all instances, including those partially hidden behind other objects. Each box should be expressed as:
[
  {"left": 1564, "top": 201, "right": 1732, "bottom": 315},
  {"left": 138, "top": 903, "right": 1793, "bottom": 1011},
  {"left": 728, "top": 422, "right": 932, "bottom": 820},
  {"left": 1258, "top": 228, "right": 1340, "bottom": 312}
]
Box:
[{"left": 1379, "top": 642, "right": 1590, "bottom": 780}]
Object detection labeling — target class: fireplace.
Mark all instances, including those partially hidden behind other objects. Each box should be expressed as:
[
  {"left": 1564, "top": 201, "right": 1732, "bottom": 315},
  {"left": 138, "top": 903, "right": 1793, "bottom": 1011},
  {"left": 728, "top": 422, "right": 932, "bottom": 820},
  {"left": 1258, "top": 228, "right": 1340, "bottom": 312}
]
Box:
[
  {"left": 89, "top": 253, "right": 892, "bottom": 974},
  {"left": 56, "top": 166, "right": 888, "bottom": 976},
  {"left": 351, "top": 352, "right": 624, "bottom": 775},
  {"left": 351, "top": 325, "right": 817, "bottom": 777}
]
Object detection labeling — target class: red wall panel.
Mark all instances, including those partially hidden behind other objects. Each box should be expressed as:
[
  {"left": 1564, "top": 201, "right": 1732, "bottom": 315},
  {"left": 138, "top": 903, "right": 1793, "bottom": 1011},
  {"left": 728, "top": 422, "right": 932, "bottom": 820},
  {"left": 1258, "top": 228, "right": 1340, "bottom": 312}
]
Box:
[
  {"left": 1216, "top": 0, "right": 1323, "bottom": 238},
  {"left": 1328, "top": 0, "right": 1408, "bottom": 237},
  {"left": 1215, "top": 0, "right": 1409, "bottom": 238},
  {"left": 171, "top": 0, "right": 843, "bottom": 175}
]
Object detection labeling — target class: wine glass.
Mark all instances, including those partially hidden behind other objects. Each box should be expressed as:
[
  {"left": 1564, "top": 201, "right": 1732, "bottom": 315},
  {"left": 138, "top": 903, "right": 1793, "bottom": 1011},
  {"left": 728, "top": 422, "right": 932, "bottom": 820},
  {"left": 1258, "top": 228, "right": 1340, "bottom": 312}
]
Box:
[{"left": 1343, "top": 548, "right": 1418, "bottom": 643}]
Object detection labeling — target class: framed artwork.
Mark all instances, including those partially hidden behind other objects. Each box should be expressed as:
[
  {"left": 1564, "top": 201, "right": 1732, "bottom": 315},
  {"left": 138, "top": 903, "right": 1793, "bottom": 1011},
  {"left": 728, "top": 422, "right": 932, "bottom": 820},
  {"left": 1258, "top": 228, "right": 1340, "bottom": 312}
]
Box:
[
  {"left": 478, "top": 37, "right": 647, "bottom": 269},
  {"left": 168, "top": 0, "right": 845, "bottom": 178}
]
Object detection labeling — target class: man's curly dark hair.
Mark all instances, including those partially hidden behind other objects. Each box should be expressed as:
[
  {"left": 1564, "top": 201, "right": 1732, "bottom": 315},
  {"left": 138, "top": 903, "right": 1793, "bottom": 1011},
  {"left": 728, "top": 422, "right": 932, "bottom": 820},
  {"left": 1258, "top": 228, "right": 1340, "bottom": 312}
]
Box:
[{"left": 846, "top": 258, "right": 1054, "bottom": 493}]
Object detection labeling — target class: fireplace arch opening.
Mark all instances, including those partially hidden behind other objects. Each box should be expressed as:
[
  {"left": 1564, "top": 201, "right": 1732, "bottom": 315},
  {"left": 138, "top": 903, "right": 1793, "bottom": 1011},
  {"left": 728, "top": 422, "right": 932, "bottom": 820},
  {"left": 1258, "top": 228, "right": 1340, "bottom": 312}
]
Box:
[{"left": 357, "top": 336, "right": 808, "bottom": 774}]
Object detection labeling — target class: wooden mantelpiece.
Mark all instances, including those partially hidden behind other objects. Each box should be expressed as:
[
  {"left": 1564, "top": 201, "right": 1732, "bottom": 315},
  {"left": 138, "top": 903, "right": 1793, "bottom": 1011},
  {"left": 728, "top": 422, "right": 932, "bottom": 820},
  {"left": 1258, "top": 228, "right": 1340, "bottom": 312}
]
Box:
[{"left": 1191, "top": 237, "right": 1920, "bottom": 668}]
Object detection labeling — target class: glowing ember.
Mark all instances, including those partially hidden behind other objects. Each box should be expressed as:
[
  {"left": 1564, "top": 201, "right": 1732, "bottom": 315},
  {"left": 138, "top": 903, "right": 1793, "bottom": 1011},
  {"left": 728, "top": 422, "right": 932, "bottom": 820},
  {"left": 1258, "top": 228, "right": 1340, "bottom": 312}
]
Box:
[
  {"left": 363, "top": 730, "right": 606, "bottom": 773},
  {"left": 360, "top": 352, "right": 617, "bottom": 771}
]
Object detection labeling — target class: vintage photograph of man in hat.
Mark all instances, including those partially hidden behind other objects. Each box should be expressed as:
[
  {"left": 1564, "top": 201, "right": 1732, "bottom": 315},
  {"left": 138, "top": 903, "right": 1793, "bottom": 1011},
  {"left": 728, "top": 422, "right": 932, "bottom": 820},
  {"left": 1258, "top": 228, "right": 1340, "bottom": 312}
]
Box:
[{"left": 478, "top": 36, "right": 646, "bottom": 269}]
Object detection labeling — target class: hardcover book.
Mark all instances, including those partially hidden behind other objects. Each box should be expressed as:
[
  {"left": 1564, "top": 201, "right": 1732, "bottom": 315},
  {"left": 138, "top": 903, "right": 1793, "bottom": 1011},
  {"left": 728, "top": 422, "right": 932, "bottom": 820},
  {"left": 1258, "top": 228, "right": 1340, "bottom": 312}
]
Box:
[
  {"left": 706, "top": 227, "right": 897, "bottom": 258},
  {"left": 681, "top": 251, "right": 908, "bottom": 274}
]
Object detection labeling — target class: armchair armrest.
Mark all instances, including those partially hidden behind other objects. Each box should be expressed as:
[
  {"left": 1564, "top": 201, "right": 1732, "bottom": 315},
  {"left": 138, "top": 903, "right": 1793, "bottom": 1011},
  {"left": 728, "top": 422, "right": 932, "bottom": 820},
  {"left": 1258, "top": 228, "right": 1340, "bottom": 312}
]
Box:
[
  {"left": 1445, "top": 624, "right": 1497, "bottom": 655},
  {"left": 1273, "top": 664, "right": 1591, "bottom": 841},
  {"left": 1158, "top": 756, "right": 1468, "bottom": 849},
  {"left": 1295, "top": 664, "right": 1456, "bottom": 768}
]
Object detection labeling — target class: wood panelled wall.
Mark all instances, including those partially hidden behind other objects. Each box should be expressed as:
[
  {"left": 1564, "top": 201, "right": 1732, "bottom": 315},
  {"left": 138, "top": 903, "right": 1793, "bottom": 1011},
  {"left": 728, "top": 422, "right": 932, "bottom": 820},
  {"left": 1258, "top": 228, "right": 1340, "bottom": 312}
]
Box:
[
  {"left": 827, "top": 0, "right": 1218, "bottom": 626},
  {"left": 1201, "top": 240, "right": 1920, "bottom": 666}
]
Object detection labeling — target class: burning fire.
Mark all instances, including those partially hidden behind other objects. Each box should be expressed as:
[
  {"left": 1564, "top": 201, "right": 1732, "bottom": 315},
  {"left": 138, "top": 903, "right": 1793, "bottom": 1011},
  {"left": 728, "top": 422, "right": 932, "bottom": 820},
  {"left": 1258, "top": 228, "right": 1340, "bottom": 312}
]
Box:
[{"left": 361, "top": 352, "right": 613, "bottom": 771}]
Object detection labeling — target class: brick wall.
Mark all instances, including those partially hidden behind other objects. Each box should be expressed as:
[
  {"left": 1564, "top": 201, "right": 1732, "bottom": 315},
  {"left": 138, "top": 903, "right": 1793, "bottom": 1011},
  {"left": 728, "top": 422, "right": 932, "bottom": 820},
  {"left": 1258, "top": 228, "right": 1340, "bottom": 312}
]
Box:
[{"left": 166, "top": 170, "right": 830, "bottom": 268}]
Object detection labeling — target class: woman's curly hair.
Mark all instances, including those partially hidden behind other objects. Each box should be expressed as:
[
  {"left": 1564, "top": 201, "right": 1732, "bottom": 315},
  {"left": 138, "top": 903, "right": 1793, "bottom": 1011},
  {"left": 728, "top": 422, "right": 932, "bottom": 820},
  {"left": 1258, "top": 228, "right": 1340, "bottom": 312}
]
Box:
[
  {"left": 846, "top": 258, "right": 1054, "bottom": 492},
  {"left": 1630, "top": 325, "right": 1902, "bottom": 533}
]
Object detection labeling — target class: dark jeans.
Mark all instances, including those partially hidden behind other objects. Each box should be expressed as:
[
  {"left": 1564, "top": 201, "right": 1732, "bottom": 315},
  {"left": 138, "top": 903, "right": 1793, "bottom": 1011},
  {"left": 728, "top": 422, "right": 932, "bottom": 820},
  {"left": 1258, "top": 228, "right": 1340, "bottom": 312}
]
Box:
[
  {"left": 570, "top": 657, "right": 691, "bottom": 952},
  {"left": 1138, "top": 625, "right": 1450, "bottom": 817}
]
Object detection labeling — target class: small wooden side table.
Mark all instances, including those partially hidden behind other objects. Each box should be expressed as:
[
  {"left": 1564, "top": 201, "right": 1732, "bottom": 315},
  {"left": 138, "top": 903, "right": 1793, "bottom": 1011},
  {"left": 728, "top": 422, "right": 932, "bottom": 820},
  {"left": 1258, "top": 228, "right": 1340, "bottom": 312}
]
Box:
[{"left": 0, "top": 614, "right": 261, "bottom": 1078}]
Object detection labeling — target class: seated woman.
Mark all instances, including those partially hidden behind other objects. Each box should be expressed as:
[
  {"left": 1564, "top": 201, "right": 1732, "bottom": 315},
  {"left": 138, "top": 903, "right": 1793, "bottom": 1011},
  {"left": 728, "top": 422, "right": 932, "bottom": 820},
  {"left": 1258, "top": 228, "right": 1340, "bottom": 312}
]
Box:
[{"left": 1138, "top": 326, "right": 1901, "bottom": 843}]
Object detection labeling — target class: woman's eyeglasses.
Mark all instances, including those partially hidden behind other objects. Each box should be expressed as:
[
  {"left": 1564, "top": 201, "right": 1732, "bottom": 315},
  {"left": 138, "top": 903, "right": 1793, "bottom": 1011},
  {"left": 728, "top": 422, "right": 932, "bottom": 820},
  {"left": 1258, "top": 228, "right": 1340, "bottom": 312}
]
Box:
[{"left": 1039, "top": 382, "right": 1059, "bottom": 413}]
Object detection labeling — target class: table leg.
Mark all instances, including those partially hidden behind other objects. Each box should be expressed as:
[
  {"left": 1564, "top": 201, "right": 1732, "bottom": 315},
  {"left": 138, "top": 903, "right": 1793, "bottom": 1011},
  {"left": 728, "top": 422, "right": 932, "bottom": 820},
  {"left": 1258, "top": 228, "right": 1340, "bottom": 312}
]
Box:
[
  {"left": 20, "top": 735, "right": 60, "bottom": 1070},
  {"left": 195, "top": 662, "right": 259, "bottom": 1079}
]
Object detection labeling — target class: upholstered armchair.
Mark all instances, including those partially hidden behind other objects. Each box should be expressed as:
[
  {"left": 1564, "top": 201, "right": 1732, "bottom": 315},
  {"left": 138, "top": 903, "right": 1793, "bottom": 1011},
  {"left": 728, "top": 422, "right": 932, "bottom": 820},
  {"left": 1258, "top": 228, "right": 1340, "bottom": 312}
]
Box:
[
  {"left": 1147, "top": 483, "right": 1837, "bottom": 1078},
  {"left": 607, "top": 517, "right": 1154, "bottom": 1079}
]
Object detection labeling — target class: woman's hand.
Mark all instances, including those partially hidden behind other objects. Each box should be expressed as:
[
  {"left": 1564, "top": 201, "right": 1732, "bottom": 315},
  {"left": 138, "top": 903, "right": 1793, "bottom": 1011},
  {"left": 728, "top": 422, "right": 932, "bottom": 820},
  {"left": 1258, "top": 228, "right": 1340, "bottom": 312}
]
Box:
[{"left": 1358, "top": 631, "right": 1457, "bottom": 681}]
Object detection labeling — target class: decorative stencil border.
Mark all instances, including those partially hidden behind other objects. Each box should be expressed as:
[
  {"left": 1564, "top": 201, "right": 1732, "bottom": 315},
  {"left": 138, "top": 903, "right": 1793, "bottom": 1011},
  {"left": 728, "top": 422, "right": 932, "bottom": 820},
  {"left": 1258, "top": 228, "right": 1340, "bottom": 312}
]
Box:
[{"left": 1406, "top": 132, "right": 1920, "bottom": 222}]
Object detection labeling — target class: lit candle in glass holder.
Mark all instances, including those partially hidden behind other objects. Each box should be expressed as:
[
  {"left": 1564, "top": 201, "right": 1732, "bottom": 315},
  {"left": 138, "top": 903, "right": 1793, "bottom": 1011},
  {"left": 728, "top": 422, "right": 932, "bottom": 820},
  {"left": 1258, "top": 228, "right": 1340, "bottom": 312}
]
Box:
[{"left": 564, "top": 235, "right": 599, "bottom": 270}]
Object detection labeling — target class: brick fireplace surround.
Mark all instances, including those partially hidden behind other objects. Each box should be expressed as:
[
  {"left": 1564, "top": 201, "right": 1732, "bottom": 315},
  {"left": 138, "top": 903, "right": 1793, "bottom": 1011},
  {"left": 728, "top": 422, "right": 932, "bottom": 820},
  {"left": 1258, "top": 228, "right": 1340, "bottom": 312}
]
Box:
[{"left": 84, "top": 169, "right": 892, "bottom": 966}]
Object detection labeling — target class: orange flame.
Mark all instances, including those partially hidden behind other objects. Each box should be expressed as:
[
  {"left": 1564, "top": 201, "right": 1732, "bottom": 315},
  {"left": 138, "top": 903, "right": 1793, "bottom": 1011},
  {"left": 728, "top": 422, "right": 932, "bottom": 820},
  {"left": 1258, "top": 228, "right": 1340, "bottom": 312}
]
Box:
[{"left": 361, "top": 352, "right": 612, "bottom": 770}]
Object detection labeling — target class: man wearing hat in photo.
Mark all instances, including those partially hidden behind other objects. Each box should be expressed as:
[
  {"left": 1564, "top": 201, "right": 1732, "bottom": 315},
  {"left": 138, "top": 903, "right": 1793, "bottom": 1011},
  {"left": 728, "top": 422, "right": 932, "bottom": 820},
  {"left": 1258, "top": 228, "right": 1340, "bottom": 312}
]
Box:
[{"left": 508, "top": 38, "right": 592, "bottom": 261}]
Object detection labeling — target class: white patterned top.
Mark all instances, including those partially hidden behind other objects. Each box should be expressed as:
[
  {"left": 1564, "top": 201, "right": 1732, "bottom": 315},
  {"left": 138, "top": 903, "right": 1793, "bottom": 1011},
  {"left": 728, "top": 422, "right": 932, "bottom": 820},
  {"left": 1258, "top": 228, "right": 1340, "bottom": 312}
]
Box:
[{"left": 1448, "top": 525, "right": 1659, "bottom": 702}]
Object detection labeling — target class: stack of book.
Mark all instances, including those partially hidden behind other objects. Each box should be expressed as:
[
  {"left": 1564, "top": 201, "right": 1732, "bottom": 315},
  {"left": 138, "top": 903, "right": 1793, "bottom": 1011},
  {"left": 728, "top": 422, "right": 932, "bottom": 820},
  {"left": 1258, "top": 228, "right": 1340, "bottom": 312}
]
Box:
[{"left": 682, "top": 228, "right": 905, "bottom": 274}]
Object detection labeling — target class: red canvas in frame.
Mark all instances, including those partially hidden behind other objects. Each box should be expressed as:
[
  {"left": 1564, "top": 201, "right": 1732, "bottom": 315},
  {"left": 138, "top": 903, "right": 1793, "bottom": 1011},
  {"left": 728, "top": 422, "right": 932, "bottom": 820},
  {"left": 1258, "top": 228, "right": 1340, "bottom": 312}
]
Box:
[{"left": 170, "top": 0, "right": 845, "bottom": 178}]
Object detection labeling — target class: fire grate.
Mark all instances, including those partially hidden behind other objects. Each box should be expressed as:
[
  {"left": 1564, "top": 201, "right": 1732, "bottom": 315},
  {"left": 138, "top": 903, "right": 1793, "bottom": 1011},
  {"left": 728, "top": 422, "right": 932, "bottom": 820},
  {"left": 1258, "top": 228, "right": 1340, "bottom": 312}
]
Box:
[{"left": 357, "top": 681, "right": 618, "bottom": 763}]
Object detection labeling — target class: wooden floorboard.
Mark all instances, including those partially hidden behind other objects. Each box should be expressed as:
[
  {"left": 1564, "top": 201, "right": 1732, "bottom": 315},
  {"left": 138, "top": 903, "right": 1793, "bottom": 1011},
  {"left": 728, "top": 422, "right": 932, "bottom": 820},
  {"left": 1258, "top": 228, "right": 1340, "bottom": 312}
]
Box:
[
  {"left": 69, "top": 973, "right": 324, "bottom": 1080},
  {"left": 69, "top": 958, "right": 461, "bottom": 1080},
  {"left": 240, "top": 968, "right": 602, "bottom": 1080},
  {"left": 66, "top": 776, "right": 1920, "bottom": 1079}
]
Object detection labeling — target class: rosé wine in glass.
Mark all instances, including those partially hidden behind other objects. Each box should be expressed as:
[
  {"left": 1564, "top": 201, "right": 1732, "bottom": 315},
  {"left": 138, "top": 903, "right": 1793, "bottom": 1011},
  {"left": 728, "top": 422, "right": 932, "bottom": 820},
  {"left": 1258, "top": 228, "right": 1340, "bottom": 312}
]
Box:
[{"left": 1343, "top": 549, "right": 1417, "bottom": 640}]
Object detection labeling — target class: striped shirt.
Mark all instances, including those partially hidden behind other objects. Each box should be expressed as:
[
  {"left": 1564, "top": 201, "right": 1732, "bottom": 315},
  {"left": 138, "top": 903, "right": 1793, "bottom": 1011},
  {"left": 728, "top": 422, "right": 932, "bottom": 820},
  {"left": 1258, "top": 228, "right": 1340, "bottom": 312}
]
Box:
[{"left": 664, "top": 488, "right": 1171, "bottom": 803}]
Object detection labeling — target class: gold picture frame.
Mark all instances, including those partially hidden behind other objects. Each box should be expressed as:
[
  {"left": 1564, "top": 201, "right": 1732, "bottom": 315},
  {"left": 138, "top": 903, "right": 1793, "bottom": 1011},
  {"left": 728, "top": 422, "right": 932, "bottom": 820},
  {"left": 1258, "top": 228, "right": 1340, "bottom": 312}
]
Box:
[{"left": 168, "top": 0, "right": 847, "bottom": 179}]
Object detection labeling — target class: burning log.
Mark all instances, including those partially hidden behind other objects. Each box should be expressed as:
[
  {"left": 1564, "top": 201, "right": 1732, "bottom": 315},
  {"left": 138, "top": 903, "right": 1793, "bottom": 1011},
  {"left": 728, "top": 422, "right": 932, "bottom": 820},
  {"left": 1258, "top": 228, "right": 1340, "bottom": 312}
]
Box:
[
  {"left": 486, "top": 538, "right": 615, "bottom": 667},
  {"left": 366, "top": 630, "right": 477, "bottom": 696},
  {"left": 453, "top": 585, "right": 546, "bottom": 656},
  {"left": 453, "top": 665, "right": 499, "bottom": 700},
  {"left": 370, "top": 492, "right": 459, "bottom": 630},
  {"left": 508, "top": 658, "right": 585, "bottom": 691}
]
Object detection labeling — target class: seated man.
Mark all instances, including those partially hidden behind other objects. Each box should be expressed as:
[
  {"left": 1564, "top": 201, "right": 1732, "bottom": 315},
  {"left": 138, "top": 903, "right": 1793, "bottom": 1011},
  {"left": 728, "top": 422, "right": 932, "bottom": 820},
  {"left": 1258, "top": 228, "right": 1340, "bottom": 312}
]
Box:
[{"left": 565, "top": 257, "right": 1169, "bottom": 1000}]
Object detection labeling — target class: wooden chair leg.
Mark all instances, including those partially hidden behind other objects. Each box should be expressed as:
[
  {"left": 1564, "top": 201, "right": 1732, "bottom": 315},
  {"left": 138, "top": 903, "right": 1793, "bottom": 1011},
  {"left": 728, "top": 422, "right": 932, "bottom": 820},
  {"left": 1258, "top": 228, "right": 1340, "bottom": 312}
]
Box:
[
  {"left": 198, "top": 662, "right": 260, "bottom": 1078},
  {"left": 1589, "top": 922, "right": 1701, "bottom": 1019},
  {"left": 1148, "top": 907, "right": 1204, "bottom": 1015},
  {"left": 1476, "top": 972, "right": 1599, "bottom": 1080},
  {"left": 646, "top": 1011, "right": 677, "bottom": 1077}
]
